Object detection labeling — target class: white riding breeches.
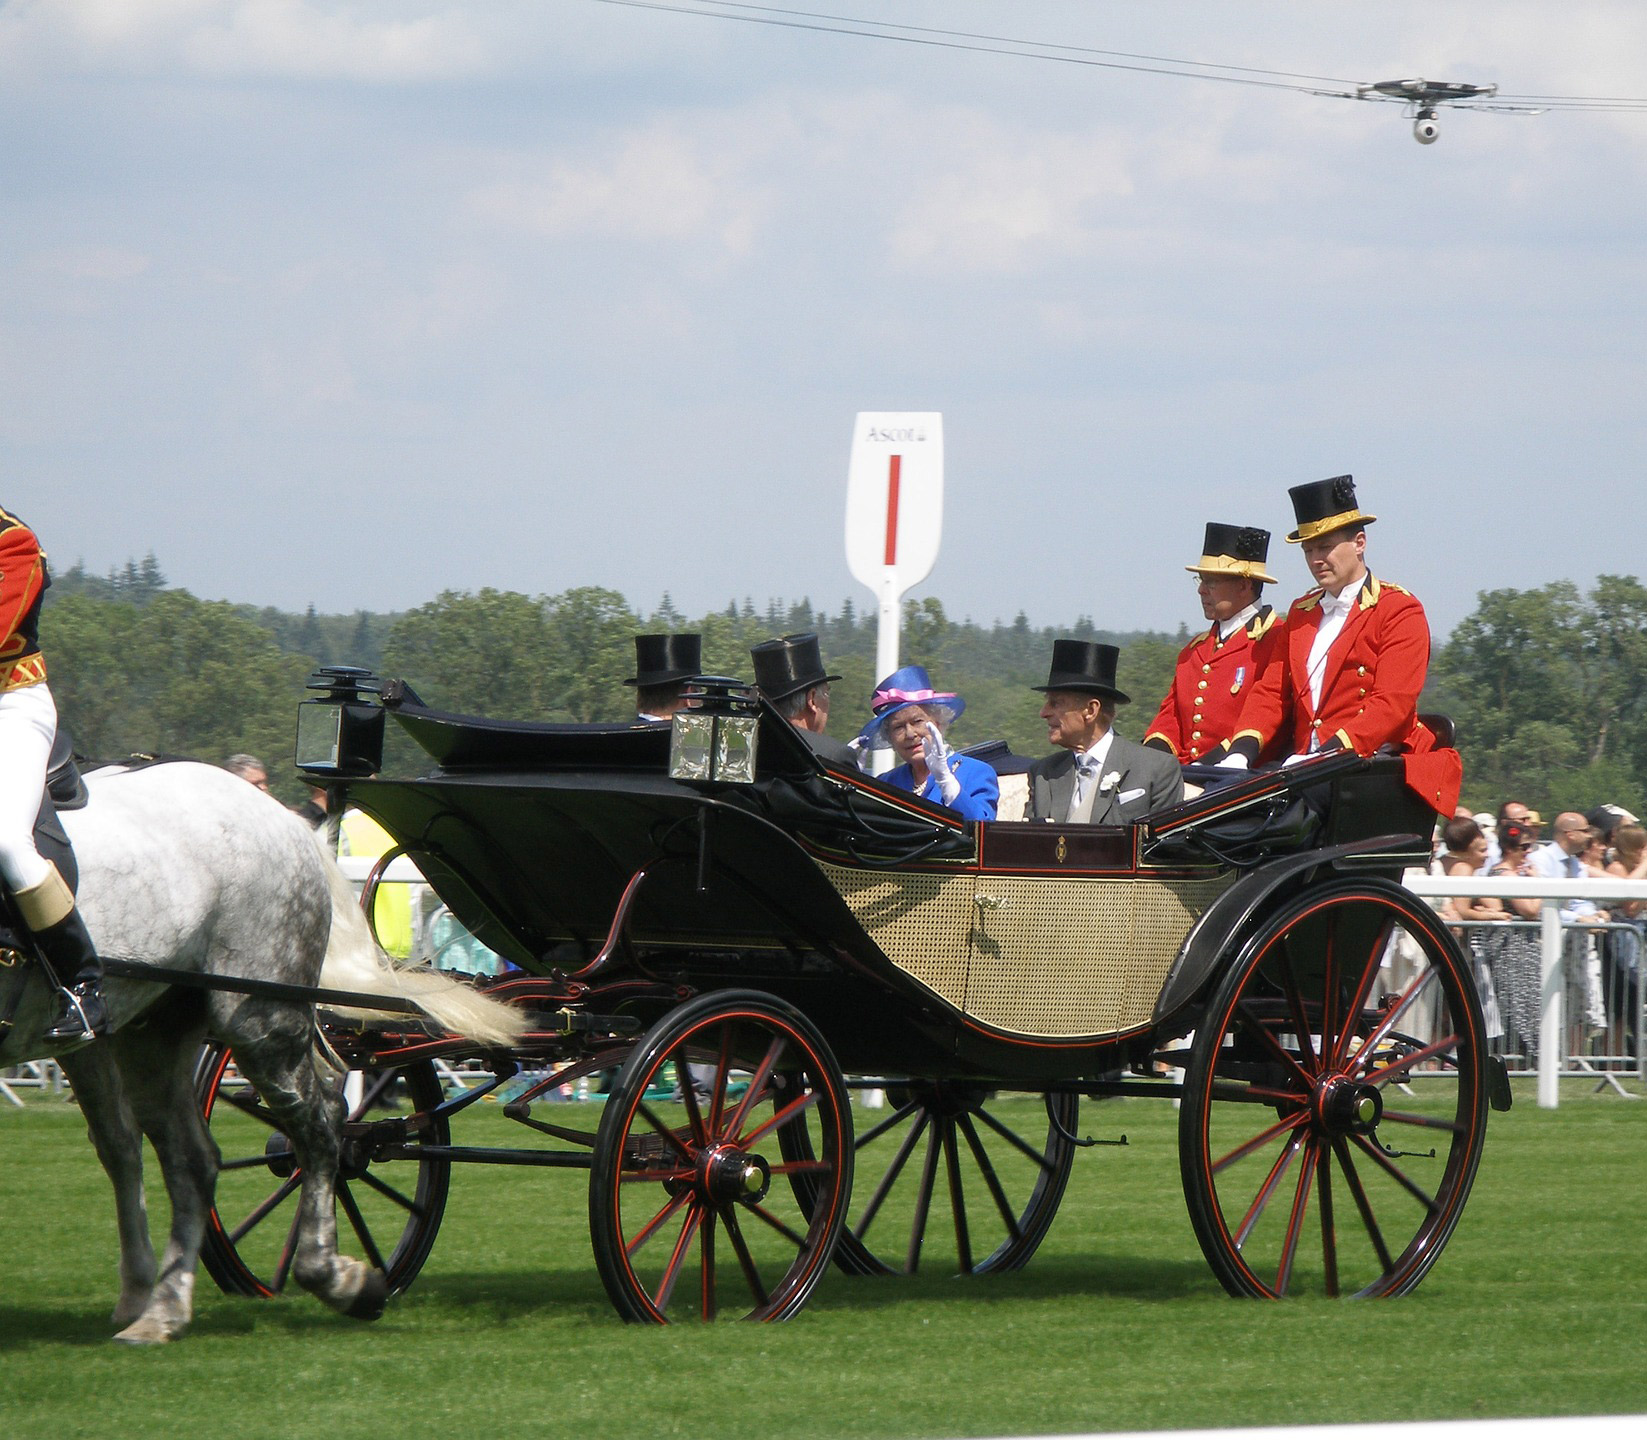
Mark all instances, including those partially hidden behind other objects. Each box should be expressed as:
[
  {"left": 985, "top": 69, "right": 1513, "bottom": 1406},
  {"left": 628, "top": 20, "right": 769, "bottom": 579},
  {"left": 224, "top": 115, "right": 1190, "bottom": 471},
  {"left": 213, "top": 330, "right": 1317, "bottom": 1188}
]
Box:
[{"left": 0, "top": 681, "right": 57, "bottom": 892}]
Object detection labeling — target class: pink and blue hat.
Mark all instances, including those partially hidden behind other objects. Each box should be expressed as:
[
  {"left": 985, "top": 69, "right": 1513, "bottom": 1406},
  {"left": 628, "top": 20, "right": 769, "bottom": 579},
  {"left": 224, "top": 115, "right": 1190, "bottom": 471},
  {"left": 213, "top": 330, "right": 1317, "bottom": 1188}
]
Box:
[{"left": 857, "top": 665, "right": 965, "bottom": 747}]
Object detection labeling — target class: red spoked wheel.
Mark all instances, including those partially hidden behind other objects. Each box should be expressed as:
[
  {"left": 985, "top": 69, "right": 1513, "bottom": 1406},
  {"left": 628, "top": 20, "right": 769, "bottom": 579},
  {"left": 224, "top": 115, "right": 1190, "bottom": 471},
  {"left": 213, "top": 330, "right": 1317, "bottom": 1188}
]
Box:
[
  {"left": 196, "top": 1044, "right": 451, "bottom": 1298},
  {"left": 786, "top": 1082, "right": 1077, "bottom": 1277},
  {"left": 587, "top": 990, "right": 853, "bottom": 1323},
  {"left": 1180, "top": 879, "right": 1490, "bottom": 1299}
]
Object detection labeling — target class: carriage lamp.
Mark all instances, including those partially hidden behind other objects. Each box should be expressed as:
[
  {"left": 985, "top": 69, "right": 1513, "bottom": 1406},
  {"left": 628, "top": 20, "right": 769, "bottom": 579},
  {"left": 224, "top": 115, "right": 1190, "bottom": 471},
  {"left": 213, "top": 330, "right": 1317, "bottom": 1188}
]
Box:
[
  {"left": 668, "top": 677, "right": 760, "bottom": 784},
  {"left": 296, "top": 667, "right": 387, "bottom": 778}
]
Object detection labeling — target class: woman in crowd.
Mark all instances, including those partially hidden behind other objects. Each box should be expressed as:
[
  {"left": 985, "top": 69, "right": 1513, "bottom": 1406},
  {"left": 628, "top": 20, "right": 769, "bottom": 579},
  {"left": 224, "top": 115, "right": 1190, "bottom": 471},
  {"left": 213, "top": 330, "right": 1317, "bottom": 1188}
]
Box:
[
  {"left": 1602, "top": 822, "right": 1647, "bottom": 1046},
  {"left": 1438, "top": 817, "right": 1510, "bottom": 925},
  {"left": 1435, "top": 816, "right": 1504, "bottom": 1039},
  {"left": 862, "top": 665, "right": 998, "bottom": 822},
  {"left": 1487, "top": 819, "right": 1544, "bottom": 1064}
]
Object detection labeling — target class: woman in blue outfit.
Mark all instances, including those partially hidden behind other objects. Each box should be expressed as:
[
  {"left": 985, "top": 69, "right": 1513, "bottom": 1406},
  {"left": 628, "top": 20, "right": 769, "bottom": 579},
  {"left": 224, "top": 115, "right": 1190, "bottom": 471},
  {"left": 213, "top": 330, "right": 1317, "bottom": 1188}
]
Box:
[{"left": 863, "top": 666, "right": 998, "bottom": 821}]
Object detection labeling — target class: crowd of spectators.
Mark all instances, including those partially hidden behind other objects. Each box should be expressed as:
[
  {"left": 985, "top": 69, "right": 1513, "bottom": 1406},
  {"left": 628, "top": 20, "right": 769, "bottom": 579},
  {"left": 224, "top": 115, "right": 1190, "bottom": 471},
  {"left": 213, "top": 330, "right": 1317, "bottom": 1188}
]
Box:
[{"left": 1429, "top": 799, "right": 1646, "bottom": 1065}]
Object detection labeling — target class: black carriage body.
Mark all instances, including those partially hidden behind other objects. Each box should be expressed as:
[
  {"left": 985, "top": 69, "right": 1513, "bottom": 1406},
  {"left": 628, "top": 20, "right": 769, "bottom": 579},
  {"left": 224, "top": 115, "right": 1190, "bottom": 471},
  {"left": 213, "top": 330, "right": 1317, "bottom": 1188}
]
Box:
[
  {"left": 343, "top": 692, "right": 1437, "bottom": 1084},
  {"left": 240, "top": 680, "right": 1499, "bottom": 1318}
]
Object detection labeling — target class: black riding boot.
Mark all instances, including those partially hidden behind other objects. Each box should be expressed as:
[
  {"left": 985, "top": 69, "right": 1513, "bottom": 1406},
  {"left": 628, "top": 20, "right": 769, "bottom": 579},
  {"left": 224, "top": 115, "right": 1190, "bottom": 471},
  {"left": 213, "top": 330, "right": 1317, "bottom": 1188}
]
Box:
[
  {"left": 36, "top": 908, "right": 107, "bottom": 1042},
  {"left": 15, "top": 865, "right": 108, "bottom": 1042}
]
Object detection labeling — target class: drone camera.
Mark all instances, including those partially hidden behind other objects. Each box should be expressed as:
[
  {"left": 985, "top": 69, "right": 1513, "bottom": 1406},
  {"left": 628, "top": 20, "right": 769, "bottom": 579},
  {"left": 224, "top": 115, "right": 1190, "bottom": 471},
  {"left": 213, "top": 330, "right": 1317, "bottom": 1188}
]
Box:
[{"left": 1413, "top": 109, "right": 1440, "bottom": 145}]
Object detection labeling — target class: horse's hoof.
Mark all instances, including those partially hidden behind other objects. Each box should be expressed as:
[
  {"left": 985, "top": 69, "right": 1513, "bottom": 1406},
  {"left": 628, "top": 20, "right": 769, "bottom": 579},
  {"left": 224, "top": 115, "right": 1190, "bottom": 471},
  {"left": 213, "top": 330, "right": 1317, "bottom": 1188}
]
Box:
[
  {"left": 113, "top": 1319, "right": 176, "bottom": 1345},
  {"left": 346, "top": 1268, "right": 390, "bottom": 1321}
]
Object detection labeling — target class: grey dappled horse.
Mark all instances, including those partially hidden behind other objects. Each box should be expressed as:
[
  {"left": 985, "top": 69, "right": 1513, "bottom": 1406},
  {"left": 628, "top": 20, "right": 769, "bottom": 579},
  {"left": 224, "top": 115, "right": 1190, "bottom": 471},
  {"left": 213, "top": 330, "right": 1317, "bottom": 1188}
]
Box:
[{"left": 0, "top": 762, "right": 521, "bottom": 1344}]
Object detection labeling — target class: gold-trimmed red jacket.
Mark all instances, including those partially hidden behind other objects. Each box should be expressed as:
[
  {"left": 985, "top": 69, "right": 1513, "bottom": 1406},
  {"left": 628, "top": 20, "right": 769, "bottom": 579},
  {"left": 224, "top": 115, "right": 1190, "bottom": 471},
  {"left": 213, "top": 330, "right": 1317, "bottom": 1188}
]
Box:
[
  {"left": 1230, "top": 573, "right": 1461, "bottom": 815},
  {"left": 1143, "top": 606, "right": 1284, "bottom": 763},
  {"left": 0, "top": 507, "right": 49, "bottom": 693}
]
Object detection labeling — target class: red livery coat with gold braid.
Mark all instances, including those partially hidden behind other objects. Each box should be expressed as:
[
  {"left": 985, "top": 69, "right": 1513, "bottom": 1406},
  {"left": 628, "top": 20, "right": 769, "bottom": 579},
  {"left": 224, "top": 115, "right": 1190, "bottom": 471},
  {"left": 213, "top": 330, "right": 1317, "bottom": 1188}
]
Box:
[
  {"left": 1231, "top": 573, "right": 1462, "bottom": 815},
  {"left": 0, "top": 507, "right": 50, "bottom": 693},
  {"left": 1143, "top": 607, "right": 1285, "bottom": 763}
]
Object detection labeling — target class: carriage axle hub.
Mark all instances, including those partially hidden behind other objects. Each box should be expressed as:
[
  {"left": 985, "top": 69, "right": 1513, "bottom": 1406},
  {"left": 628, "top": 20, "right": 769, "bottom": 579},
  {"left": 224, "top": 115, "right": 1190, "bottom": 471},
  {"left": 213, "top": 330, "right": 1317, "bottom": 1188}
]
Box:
[
  {"left": 263, "top": 1133, "right": 297, "bottom": 1179},
  {"left": 701, "top": 1146, "right": 770, "bottom": 1205},
  {"left": 1317, "top": 1078, "right": 1382, "bottom": 1136}
]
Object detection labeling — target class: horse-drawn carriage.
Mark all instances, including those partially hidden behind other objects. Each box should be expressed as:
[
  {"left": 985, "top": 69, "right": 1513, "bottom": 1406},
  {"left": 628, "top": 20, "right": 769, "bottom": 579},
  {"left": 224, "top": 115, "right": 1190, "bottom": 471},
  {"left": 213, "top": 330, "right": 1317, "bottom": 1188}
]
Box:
[{"left": 196, "top": 669, "right": 1507, "bottom": 1323}]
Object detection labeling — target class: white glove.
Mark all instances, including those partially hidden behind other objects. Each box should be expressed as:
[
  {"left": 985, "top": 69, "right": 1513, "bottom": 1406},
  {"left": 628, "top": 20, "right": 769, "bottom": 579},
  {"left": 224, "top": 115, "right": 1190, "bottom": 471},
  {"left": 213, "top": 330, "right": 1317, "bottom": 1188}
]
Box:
[
  {"left": 1215, "top": 752, "right": 1250, "bottom": 771},
  {"left": 922, "top": 723, "right": 962, "bottom": 805},
  {"left": 1281, "top": 752, "right": 1310, "bottom": 769}
]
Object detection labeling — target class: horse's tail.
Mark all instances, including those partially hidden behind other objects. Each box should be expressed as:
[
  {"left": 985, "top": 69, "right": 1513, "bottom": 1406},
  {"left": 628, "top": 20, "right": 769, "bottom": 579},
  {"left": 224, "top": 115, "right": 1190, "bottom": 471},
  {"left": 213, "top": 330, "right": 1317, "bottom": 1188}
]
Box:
[{"left": 314, "top": 841, "right": 527, "bottom": 1050}]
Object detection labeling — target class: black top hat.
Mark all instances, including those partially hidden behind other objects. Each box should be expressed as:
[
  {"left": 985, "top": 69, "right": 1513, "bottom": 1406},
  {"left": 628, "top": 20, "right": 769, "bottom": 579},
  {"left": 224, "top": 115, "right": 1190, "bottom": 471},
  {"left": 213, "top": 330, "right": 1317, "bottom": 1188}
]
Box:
[
  {"left": 1185, "top": 522, "right": 1277, "bottom": 584},
  {"left": 1286, "top": 475, "right": 1377, "bottom": 544},
  {"left": 750, "top": 632, "right": 841, "bottom": 702},
  {"left": 1031, "top": 639, "right": 1131, "bottom": 704},
  {"left": 625, "top": 633, "right": 702, "bottom": 688}
]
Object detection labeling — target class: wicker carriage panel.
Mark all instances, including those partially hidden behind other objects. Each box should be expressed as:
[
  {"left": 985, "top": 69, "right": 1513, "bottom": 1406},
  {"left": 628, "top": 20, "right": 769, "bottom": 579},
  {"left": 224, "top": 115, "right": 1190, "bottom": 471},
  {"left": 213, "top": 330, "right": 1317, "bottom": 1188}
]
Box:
[
  {"left": 965, "top": 875, "right": 1234, "bottom": 1037},
  {"left": 818, "top": 861, "right": 975, "bottom": 1008}
]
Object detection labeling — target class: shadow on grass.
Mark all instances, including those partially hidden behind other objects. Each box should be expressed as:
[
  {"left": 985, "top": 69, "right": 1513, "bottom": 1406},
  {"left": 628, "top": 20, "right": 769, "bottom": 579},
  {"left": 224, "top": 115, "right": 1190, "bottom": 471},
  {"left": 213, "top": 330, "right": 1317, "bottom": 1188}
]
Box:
[
  {"left": 358, "top": 1252, "right": 1215, "bottom": 1326},
  {"left": 805, "top": 1253, "right": 1215, "bottom": 1313}
]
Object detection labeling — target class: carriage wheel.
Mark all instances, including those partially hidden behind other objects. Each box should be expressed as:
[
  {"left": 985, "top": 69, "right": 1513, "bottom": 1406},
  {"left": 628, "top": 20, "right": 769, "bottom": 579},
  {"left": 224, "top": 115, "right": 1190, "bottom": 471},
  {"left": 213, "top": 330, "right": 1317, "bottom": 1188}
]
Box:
[
  {"left": 786, "top": 1083, "right": 1077, "bottom": 1277},
  {"left": 196, "top": 1043, "right": 451, "bottom": 1298},
  {"left": 588, "top": 990, "right": 853, "bottom": 1323},
  {"left": 1180, "top": 879, "right": 1490, "bottom": 1299}
]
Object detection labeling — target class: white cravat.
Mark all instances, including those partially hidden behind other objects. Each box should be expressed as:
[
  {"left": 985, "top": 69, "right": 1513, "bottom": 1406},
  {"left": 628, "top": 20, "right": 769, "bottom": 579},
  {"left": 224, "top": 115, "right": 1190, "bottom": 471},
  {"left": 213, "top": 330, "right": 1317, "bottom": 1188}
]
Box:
[
  {"left": 1216, "top": 601, "right": 1261, "bottom": 643},
  {"left": 1305, "top": 586, "right": 1359, "bottom": 715},
  {"left": 1067, "top": 731, "right": 1115, "bottom": 822}
]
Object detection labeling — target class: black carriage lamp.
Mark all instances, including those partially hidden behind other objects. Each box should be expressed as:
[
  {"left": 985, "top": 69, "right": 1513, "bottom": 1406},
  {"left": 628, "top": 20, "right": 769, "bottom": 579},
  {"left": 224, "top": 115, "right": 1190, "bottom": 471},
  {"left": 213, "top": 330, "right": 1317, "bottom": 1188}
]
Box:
[
  {"left": 295, "top": 666, "right": 387, "bottom": 779},
  {"left": 668, "top": 676, "right": 760, "bottom": 785}
]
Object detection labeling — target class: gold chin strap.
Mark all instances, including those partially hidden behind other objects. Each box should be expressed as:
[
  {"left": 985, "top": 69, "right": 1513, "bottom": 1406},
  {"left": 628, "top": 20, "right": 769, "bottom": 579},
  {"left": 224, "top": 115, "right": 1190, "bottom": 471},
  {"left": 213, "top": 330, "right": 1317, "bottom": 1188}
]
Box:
[{"left": 14, "top": 863, "right": 75, "bottom": 931}]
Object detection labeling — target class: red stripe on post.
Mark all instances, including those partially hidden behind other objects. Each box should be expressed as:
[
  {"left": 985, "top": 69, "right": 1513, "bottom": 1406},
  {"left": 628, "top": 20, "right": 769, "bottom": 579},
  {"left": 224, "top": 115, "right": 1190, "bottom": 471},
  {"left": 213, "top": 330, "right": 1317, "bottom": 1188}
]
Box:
[{"left": 883, "top": 455, "right": 902, "bottom": 566}]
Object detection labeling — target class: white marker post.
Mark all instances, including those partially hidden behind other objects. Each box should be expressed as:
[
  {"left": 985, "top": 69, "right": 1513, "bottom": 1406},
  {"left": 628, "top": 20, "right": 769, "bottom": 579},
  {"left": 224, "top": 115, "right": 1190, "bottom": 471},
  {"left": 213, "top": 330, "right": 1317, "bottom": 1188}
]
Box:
[{"left": 845, "top": 412, "right": 944, "bottom": 695}]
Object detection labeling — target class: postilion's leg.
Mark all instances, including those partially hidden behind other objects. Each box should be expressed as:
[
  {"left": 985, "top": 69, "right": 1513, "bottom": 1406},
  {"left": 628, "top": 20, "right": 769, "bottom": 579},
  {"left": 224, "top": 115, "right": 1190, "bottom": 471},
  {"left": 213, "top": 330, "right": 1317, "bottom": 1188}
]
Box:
[{"left": 13, "top": 861, "right": 108, "bottom": 1041}]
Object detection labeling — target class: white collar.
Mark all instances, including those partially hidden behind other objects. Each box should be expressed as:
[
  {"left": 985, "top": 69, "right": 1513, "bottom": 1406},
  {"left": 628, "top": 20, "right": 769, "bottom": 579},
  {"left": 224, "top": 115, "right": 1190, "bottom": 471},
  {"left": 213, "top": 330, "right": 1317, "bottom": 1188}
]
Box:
[
  {"left": 1216, "top": 602, "right": 1261, "bottom": 641},
  {"left": 1074, "top": 730, "right": 1115, "bottom": 772},
  {"left": 1321, "top": 571, "right": 1368, "bottom": 614}
]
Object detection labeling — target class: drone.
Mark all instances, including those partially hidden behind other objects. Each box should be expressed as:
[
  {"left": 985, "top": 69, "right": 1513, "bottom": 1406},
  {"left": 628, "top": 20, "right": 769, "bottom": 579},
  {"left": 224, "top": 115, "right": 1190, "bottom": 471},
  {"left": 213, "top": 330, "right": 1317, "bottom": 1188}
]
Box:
[{"left": 1353, "top": 78, "right": 1545, "bottom": 144}]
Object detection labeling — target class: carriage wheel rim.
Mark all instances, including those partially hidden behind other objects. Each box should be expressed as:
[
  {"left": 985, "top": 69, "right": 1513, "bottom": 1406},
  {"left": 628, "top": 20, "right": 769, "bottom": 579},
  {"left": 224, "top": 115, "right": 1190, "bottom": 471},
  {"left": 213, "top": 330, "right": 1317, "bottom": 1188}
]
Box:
[
  {"left": 591, "top": 994, "right": 851, "bottom": 1323},
  {"left": 1182, "top": 884, "right": 1489, "bottom": 1300}
]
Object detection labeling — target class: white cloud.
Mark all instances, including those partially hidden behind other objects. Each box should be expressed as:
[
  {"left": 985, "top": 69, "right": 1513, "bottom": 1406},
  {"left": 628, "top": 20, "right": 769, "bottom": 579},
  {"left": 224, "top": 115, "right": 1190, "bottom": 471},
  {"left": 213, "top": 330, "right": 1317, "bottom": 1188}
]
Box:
[
  {"left": 0, "top": 0, "right": 488, "bottom": 83},
  {"left": 467, "top": 119, "right": 787, "bottom": 256}
]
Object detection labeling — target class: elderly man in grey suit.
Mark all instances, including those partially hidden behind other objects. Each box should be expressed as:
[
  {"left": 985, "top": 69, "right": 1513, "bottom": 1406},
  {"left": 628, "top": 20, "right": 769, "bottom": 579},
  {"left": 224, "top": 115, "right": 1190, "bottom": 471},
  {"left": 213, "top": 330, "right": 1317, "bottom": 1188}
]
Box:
[{"left": 1028, "top": 640, "right": 1183, "bottom": 824}]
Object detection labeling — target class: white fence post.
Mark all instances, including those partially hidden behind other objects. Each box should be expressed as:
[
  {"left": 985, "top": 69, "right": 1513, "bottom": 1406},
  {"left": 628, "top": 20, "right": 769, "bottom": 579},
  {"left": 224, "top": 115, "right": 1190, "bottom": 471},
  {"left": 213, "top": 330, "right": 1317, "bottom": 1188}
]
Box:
[{"left": 1538, "top": 899, "right": 1564, "bottom": 1110}]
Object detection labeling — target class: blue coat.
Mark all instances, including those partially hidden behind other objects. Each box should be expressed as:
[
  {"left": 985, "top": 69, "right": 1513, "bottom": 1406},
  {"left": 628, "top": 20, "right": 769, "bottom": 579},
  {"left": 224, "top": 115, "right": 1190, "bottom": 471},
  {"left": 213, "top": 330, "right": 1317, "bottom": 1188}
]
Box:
[{"left": 884, "top": 753, "right": 999, "bottom": 821}]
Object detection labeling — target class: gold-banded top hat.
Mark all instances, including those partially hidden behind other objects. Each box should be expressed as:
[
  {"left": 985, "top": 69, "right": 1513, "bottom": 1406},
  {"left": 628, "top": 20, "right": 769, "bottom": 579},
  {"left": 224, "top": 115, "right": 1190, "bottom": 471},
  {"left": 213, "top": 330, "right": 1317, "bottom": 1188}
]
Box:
[
  {"left": 1286, "top": 475, "right": 1377, "bottom": 544},
  {"left": 1185, "top": 522, "right": 1277, "bottom": 584}
]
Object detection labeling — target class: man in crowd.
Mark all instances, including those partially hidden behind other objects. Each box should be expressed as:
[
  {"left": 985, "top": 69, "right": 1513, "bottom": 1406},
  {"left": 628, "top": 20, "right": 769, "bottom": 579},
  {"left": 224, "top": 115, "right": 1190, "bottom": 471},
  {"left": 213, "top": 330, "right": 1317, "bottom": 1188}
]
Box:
[
  {"left": 1028, "top": 640, "right": 1182, "bottom": 824},
  {"left": 1143, "top": 522, "right": 1284, "bottom": 764},
  {"left": 750, "top": 632, "right": 858, "bottom": 766},
  {"left": 625, "top": 633, "right": 701, "bottom": 721},
  {"left": 224, "top": 753, "right": 270, "bottom": 791},
  {"left": 1530, "top": 811, "right": 1601, "bottom": 923},
  {"left": 1218, "top": 474, "right": 1459, "bottom": 815}
]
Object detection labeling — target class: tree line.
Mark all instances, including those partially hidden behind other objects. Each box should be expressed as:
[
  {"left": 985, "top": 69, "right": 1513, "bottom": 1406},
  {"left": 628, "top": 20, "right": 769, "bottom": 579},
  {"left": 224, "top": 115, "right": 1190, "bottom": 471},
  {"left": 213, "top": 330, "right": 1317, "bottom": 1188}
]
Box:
[{"left": 41, "top": 561, "right": 1647, "bottom": 819}]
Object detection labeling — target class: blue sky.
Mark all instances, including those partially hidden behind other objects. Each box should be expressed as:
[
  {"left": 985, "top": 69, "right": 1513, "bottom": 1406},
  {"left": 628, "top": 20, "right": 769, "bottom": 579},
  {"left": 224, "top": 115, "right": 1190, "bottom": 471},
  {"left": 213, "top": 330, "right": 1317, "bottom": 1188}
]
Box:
[{"left": 5, "top": 1, "right": 1645, "bottom": 636}]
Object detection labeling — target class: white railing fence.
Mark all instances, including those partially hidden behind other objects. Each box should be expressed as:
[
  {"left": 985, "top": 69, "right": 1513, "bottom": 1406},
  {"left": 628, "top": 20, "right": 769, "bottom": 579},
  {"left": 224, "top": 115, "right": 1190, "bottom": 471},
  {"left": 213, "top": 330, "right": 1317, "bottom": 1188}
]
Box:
[{"left": 1405, "top": 875, "right": 1647, "bottom": 1108}]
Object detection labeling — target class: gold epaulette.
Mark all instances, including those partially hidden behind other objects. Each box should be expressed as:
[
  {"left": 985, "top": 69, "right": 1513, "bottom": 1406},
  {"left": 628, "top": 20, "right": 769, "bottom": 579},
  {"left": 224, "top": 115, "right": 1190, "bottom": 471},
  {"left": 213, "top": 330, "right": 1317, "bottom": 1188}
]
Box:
[
  {"left": 1293, "top": 589, "right": 1325, "bottom": 614},
  {"left": 1247, "top": 606, "right": 1278, "bottom": 640}
]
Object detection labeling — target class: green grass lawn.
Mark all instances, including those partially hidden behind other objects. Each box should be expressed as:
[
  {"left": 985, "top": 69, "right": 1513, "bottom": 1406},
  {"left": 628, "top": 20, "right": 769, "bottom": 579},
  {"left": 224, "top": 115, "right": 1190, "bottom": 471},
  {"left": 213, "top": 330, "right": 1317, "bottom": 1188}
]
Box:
[{"left": 2, "top": 1079, "right": 1643, "bottom": 1439}]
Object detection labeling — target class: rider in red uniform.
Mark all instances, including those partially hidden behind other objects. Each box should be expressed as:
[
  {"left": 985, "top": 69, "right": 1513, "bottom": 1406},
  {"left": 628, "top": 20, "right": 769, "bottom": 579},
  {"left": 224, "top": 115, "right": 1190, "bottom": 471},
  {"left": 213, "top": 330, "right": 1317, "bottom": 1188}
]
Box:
[
  {"left": 1142, "top": 522, "right": 1285, "bottom": 765},
  {"left": 1218, "top": 476, "right": 1461, "bottom": 815},
  {"left": 0, "top": 507, "right": 106, "bottom": 1040}
]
